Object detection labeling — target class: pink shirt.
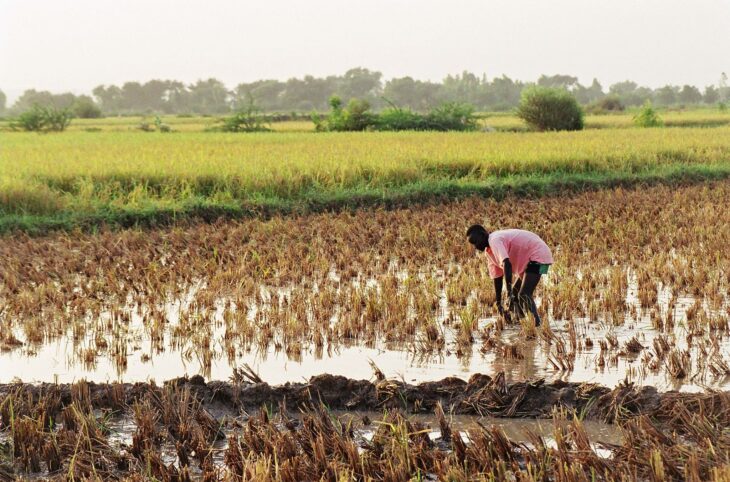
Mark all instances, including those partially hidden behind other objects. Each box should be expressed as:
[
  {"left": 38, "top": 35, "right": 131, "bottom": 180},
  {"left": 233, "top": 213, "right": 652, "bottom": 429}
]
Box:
[{"left": 484, "top": 229, "right": 553, "bottom": 279}]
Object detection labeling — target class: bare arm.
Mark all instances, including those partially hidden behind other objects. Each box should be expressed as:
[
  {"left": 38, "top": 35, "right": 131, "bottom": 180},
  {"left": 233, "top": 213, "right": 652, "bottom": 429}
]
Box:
[
  {"left": 494, "top": 276, "right": 503, "bottom": 305},
  {"left": 503, "top": 258, "right": 513, "bottom": 294}
]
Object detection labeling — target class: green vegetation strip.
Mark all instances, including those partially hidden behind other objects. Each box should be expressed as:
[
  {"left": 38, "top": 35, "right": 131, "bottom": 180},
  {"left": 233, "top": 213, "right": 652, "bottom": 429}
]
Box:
[{"left": 2, "top": 163, "right": 729, "bottom": 235}]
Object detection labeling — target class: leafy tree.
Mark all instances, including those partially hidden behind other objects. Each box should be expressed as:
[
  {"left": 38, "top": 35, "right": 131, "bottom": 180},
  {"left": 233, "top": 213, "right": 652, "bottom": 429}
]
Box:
[
  {"left": 0, "top": 89, "right": 6, "bottom": 114},
  {"left": 337, "top": 68, "right": 383, "bottom": 102},
  {"left": 441, "top": 71, "right": 488, "bottom": 107},
  {"left": 234, "top": 80, "right": 285, "bottom": 111},
  {"left": 654, "top": 85, "right": 678, "bottom": 106},
  {"left": 703, "top": 86, "right": 719, "bottom": 104},
  {"left": 720, "top": 72, "right": 729, "bottom": 102},
  {"left": 516, "top": 86, "right": 584, "bottom": 131},
  {"left": 608, "top": 81, "right": 651, "bottom": 106},
  {"left": 188, "top": 78, "right": 231, "bottom": 114},
  {"left": 485, "top": 75, "right": 524, "bottom": 110},
  {"left": 537, "top": 74, "right": 579, "bottom": 90},
  {"left": 92, "top": 85, "right": 123, "bottom": 112},
  {"left": 574, "top": 78, "right": 604, "bottom": 104},
  {"left": 678, "top": 85, "right": 702, "bottom": 105},
  {"left": 383, "top": 77, "right": 442, "bottom": 111},
  {"left": 72, "top": 95, "right": 102, "bottom": 118}
]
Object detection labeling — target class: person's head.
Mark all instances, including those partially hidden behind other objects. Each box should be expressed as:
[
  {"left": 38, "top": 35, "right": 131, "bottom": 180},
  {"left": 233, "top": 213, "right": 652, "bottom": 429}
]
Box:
[{"left": 466, "top": 224, "right": 489, "bottom": 251}]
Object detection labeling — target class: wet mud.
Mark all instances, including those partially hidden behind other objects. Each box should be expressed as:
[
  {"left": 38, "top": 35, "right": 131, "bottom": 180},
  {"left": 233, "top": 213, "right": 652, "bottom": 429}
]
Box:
[
  {"left": 2, "top": 371, "right": 726, "bottom": 424},
  {"left": 2, "top": 372, "right": 730, "bottom": 480}
]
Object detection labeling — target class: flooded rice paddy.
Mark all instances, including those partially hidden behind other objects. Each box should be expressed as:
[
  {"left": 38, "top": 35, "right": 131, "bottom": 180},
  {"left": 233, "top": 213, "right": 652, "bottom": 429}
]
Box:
[
  {"left": 1, "top": 273, "right": 726, "bottom": 392},
  {"left": 2, "top": 183, "right": 730, "bottom": 392},
  {"left": 2, "top": 182, "right": 730, "bottom": 480}
]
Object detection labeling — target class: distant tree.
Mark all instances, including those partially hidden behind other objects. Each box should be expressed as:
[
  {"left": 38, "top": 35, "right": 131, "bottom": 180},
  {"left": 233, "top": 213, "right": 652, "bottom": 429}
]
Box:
[
  {"left": 337, "top": 68, "right": 383, "bottom": 102},
  {"left": 703, "top": 85, "right": 719, "bottom": 104},
  {"left": 0, "top": 89, "right": 6, "bottom": 114},
  {"left": 609, "top": 81, "right": 651, "bottom": 106},
  {"left": 140, "top": 79, "right": 171, "bottom": 112},
  {"left": 678, "top": 85, "right": 702, "bottom": 105},
  {"left": 537, "top": 74, "right": 579, "bottom": 90},
  {"left": 573, "top": 78, "right": 604, "bottom": 104},
  {"left": 486, "top": 75, "right": 523, "bottom": 110},
  {"left": 383, "top": 77, "right": 443, "bottom": 111},
  {"left": 72, "top": 95, "right": 102, "bottom": 118},
  {"left": 441, "top": 71, "right": 489, "bottom": 107},
  {"left": 720, "top": 72, "right": 729, "bottom": 102},
  {"left": 12, "top": 90, "right": 55, "bottom": 112},
  {"left": 188, "top": 78, "right": 230, "bottom": 114},
  {"left": 164, "top": 81, "right": 190, "bottom": 113},
  {"left": 92, "top": 85, "right": 123, "bottom": 113},
  {"left": 11, "top": 89, "right": 78, "bottom": 113},
  {"left": 234, "top": 80, "right": 285, "bottom": 111},
  {"left": 654, "top": 85, "right": 678, "bottom": 106},
  {"left": 119, "top": 82, "right": 146, "bottom": 111}
]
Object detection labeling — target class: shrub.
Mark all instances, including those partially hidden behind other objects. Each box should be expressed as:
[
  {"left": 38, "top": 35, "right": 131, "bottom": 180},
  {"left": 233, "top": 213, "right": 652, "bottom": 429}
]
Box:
[
  {"left": 138, "top": 118, "right": 155, "bottom": 132},
  {"left": 376, "top": 108, "right": 426, "bottom": 131},
  {"left": 316, "top": 96, "right": 477, "bottom": 132},
  {"left": 375, "top": 103, "right": 477, "bottom": 131},
  {"left": 633, "top": 101, "right": 663, "bottom": 127},
  {"left": 216, "top": 98, "right": 271, "bottom": 133},
  {"left": 425, "top": 102, "right": 478, "bottom": 131},
  {"left": 313, "top": 96, "right": 375, "bottom": 132},
  {"left": 10, "top": 105, "right": 73, "bottom": 132},
  {"left": 516, "top": 86, "right": 584, "bottom": 131},
  {"left": 154, "top": 116, "right": 172, "bottom": 133}
]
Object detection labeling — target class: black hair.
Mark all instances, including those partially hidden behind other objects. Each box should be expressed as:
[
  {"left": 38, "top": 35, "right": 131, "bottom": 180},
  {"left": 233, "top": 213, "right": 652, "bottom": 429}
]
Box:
[
  {"left": 466, "top": 224, "right": 489, "bottom": 250},
  {"left": 466, "top": 224, "right": 487, "bottom": 238}
]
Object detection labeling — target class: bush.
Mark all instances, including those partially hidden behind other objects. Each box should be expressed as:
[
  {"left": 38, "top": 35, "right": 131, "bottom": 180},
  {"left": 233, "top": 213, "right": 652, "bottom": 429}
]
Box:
[
  {"left": 315, "top": 96, "right": 477, "bottom": 132},
  {"left": 516, "top": 86, "right": 584, "bottom": 131},
  {"left": 633, "top": 101, "right": 663, "bottom": 127},
  {"left": 154, "top": 116, "right": 172, "bottom": 133},
  {"left": 376, "top": 108, "right": 427, "bottom": 131},
  {"left": 216, "top": 98, "right": 271, "bottom": 133},
  {"left": 10, "top": 105, "right": 73, "bottom": 132},
  {"left": 313, "top": 96, "right": 375, "bottom": 132},
  {"left": 425, "top": 102, "right": 478, "bottom": 131}
]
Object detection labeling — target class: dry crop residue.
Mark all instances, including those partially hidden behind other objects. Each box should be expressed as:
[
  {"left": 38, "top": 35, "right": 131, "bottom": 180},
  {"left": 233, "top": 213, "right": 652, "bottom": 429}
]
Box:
[
  {"left": 0, "top": 182, "right": 729, "bottom": 388},
  {"left": 1, "top": 374, "right": 729, "bottom": 480}
]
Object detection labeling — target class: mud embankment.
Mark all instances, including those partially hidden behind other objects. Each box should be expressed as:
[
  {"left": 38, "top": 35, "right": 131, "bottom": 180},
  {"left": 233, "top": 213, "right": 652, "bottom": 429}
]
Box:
[{"left": 2, "top": 372, "right": 728, "bottom": 423}]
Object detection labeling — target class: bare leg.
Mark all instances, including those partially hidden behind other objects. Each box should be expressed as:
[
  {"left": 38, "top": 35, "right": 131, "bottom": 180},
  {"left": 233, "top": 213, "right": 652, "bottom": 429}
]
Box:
[
  {"left": 518, "top": 272, "right": 543, "bottom": 326},
  {"left": 510, "top": 278, "right": 524, "bottom": 318}
]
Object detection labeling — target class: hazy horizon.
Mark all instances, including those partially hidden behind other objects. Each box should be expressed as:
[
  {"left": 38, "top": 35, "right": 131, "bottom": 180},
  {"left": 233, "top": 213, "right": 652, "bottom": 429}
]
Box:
[{"left": 2, "top": 0, "right": 728, "bottom": 102}]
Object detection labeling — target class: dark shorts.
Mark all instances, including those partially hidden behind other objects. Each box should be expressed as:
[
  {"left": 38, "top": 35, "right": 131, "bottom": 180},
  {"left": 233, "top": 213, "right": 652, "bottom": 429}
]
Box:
[{"left": 525, "top": 261, "right": 551, "bottom": 275}]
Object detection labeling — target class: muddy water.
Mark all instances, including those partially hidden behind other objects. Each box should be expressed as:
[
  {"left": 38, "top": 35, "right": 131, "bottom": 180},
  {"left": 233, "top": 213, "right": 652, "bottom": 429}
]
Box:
[
  {"left": 99, "top": 410, "right": 622, "bottom": 468},
  {"left": 1, "top": 275, "right": 727, "bottom": 392}
]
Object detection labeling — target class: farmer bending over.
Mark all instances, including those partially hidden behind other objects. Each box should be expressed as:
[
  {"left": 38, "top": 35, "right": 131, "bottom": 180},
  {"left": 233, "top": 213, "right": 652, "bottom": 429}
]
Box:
[{"left": 466, "top": 225, "right": 553, "bottom": 326}]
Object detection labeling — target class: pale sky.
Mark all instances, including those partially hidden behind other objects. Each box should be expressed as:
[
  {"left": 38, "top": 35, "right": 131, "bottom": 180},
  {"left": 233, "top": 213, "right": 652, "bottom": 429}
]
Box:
[{"left": 1, "top": 0, "right": 729, "bottom": 101}]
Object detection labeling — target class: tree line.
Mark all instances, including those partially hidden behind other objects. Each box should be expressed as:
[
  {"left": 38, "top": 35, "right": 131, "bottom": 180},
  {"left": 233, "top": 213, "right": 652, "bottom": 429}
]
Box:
[{"left": 1, "top": 69, "right": 728, "bottom": 117}]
